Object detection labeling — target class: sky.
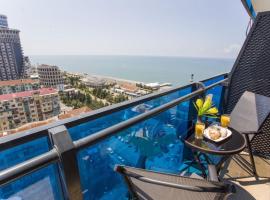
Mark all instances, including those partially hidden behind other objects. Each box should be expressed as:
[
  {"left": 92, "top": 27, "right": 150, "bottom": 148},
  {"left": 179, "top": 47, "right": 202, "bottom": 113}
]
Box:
[{"left": 1, "top": 0, "right": 249, "bottom": 58}]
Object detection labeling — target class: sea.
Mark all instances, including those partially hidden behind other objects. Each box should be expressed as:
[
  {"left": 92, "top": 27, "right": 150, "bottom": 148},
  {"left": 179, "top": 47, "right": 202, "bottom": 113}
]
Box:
[{"left": 30, "top": 55, "right": 234, "bottom": 86}]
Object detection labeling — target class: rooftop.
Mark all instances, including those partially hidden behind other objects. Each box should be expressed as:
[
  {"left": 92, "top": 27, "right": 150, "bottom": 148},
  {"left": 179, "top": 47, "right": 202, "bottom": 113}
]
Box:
[
  {"left": 145, "top": 82, "right": 160, "bottom": 87},
  {"left": 58, "top": 106, "right": 92, "bottom": 120},
  {"left": 0, "top": 88, "right": 57, "bottom": 101},
  {"left": 37, "top": 64, "right": 60, "bottom": 69},
  {"left": 119, "top": 82, "right": 138, "bottom": 92},
  {"left": 1, "top": 117, "right": 58, "bottom": 137},
  {"left": 81, "top": 76, "right": 106, "bottom": 85},
  {"left": 0, "top": 107, "right": 91, "bottom": 137},
  {"left": 0, "top": 79, "right": 38, "bottom": 87}
]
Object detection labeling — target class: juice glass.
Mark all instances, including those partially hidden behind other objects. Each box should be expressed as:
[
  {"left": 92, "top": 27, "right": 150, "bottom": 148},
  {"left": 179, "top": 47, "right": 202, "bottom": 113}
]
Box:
[
  {"left": 195, "top": 122, "right": 205, "bottom": 139},
  {"left": 221, "top": 114, "right": 230, "bottom": 128}
]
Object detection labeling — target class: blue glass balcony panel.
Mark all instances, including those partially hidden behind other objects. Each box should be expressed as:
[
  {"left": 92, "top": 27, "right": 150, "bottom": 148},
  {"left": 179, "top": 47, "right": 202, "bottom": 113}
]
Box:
[
  {"left": 202, "top": 75, "right": 226, "bottom": 119},
  {"left": 0, "top": 74, "right": 226, "bottom": 200},
  {"left": 202, "top": 75, "right": 225, "bottom": 87},
  {"left": 69, "top": 87, "right": 193, "bottom": 141},
  {"left": 0, "top": 136, "right": 50, "bottom": 170},
  {"left": 76, "top": 98, "right": 192, "bottom": 200},
  {"left": 0, "top": 164, "right": 64, "bottom": 200}
]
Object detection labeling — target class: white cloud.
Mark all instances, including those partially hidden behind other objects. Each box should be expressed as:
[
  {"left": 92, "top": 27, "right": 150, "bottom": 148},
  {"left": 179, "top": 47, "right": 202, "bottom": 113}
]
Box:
[{"left": 224, "top": 44, "right": 241, "bottom": 55}]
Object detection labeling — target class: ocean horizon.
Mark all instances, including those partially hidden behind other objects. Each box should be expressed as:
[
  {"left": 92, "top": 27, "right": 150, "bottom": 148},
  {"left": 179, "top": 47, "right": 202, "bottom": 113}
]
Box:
[{"left": 30, "top": 55, "right": 234, "bottom": 86}]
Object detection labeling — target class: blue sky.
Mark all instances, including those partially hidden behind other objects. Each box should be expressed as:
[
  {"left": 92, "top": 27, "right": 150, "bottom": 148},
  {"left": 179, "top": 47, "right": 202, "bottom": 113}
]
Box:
[{"left": 1, "top": 0, "right": 249, "bottom": 58}]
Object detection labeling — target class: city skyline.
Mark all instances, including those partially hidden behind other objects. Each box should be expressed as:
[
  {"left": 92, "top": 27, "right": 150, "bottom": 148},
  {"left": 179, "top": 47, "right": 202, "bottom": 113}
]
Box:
[{"left": 1, "top": 0, "right": 249, "bottom": 58}]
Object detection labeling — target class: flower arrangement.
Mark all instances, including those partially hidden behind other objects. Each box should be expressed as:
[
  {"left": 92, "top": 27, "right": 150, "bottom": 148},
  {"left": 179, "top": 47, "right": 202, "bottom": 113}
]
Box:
[{"left": 193, "top": 94, "right": 219, "bottom": 121}]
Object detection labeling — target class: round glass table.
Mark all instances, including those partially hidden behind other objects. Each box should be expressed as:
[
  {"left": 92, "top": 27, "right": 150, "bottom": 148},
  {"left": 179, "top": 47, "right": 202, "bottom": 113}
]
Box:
[{"left": 184, "top": 127, "right": 246, "bottom": 176}]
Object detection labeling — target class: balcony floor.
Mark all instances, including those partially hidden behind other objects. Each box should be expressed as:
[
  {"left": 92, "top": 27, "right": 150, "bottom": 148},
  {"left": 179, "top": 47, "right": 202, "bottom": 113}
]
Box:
[{"left": 220, "top": 153, "right": 270, "bottom": 200}]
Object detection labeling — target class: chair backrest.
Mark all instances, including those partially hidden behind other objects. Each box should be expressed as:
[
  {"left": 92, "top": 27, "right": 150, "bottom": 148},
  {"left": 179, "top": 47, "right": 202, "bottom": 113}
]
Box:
[
  {"left": 226, "top": 11, "right": 270, "bottom": 159},
  {"left": 229, "top": 91, "right": 270, "bottom": 134},
  {"left": 226, "top": 11, "right": 270, "bottom": 112},
  {"left": 115, "top": 165, "right": 229, "bottom": 200}
]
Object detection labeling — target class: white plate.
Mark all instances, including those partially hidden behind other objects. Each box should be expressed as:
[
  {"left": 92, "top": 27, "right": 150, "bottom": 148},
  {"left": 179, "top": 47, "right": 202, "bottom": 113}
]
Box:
[{"left": 203, "top": 126, "right": 232, "bottom": 143}]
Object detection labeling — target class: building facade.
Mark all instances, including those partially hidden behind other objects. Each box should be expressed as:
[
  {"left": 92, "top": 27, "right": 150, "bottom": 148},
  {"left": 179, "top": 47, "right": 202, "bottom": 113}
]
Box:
[
  {"left": 23, "top": 56, "right": 32, "bottom": 78},
  {"left": 37, "top": 64, "right": 64, "bottom": 90},
  {"left": 81, "top": 76, "right": 106, "bottom": 88},
  {"left": 0, "top": 15, "right": 8, "bottom": 28},
  {"left": 0, "top": 79, "right": 40, "bottom": 94},
  {"left": 0, "top": 88, "right": 60, "bottom": 132},
  {"left": 0, "top": 14, "right": 25, "bottom": 81}
]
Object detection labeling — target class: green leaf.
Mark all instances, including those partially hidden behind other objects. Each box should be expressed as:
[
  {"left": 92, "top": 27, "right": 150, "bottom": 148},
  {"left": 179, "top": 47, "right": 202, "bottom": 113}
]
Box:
[
  {"left": 193, "top": 102, "right": 198, "bottom": 112},
  {"left": 204, "top": 115, "right": 218, "bottom": 118}
]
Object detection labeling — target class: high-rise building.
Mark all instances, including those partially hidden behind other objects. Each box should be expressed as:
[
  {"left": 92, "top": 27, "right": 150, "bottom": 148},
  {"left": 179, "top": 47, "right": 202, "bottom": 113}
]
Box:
[
  {"left": 37, "top": 64, "right": 64, "bottom": 91},
  {"left": 0, "top": 15, "right": 8, "bottom": 28},
  {"left": 0, "top": 14, "right": 25, "bottom": 81},
  {"left": 23, "top": 56, "right": 32, "bottom": 77}
]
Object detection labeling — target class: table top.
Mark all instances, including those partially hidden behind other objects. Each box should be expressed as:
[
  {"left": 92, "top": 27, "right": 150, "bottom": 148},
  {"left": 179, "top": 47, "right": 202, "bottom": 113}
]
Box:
[{"left": 184, "top": 127, "right": 246, "bottom": 156}]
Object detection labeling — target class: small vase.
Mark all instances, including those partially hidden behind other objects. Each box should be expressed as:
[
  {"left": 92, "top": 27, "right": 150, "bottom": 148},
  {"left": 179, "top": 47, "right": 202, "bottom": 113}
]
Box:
[
  {"left": 197, "top": 116, "right": 203, "bottom": 123},
  {"left": 197, "top": 116, "right": 211, "bottom": 128}
]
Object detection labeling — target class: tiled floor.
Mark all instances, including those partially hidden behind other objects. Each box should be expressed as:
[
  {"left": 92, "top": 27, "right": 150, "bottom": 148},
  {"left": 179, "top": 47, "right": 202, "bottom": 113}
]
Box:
[{"left": 220, "top": 153, "right": 270, "bottom": 200}]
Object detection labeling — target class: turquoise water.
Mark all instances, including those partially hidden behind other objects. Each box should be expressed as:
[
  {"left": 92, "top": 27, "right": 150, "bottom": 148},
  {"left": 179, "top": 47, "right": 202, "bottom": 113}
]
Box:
[{"left": 30, "top": 55, "right": 234, "bottom": 86}]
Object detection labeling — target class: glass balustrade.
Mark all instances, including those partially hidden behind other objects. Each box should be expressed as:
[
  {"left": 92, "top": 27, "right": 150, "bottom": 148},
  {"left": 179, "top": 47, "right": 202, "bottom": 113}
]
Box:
[{"left": 0, "top": 74, "right": 227, "bottom": 200}]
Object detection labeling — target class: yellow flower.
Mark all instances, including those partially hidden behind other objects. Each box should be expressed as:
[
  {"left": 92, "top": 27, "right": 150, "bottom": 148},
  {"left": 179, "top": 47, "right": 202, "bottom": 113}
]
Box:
[
  {"left": 194, "top": 94, "right": 219, "bottom": 117},
  {"left": 206, "top": 107, "right": 218, "bottom": 115},
  {"left": 199, "top": 95, "right": 212, "bottom": 115},
  {"left": 196, "top": 98, "right": 203, "bottom": 109}
]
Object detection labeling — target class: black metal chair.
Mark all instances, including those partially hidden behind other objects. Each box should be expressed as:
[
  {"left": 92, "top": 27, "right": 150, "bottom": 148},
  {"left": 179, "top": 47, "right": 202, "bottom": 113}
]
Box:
[
  {"left": 229, "top": 91, "right": 270, "bottom": 176},
  {"left": 115, "top": 165, "right": 235, "bottom": 200},
  {"left": 225, "top": 11, "right": 270, "bottom": 164}
]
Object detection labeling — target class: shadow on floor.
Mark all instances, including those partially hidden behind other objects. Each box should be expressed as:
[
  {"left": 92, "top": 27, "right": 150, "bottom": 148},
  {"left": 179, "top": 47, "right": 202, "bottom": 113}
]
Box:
[{"left": 220, "top": 154, "right": 270, "bottom": 200}]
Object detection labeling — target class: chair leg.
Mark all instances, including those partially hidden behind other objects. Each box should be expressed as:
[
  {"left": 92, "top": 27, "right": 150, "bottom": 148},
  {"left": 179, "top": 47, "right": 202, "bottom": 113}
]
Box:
[
  {"left": 216, "top": 155, "right": 230, "bottom": 174},
  {"left": 244, "top": 134, "right": 257, "bottom": 176},
  {"left": 192, "top": 150, "right": 207, "bottom": 178}
]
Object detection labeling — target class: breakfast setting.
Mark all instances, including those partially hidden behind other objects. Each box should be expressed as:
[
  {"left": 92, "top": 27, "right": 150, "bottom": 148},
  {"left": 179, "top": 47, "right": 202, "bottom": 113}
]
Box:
[{"left": 193, "top": 94, "right": 231, "bottom": 143}]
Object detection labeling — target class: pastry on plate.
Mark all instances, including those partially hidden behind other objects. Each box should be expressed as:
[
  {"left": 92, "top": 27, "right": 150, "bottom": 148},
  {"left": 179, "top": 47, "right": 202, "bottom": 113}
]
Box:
[
  {"left": 209, "top": 128, "right": 221, "bottom": 140},
  {"left": 220, "top": 128, "right": 227, "bottom": 138}
]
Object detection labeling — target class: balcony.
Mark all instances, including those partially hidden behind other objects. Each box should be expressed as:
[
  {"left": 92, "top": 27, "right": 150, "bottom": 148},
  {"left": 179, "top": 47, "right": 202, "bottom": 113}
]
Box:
[
  {"left": 0, "top": 72, "right": 269, "bottom": 200},
  {"left": 1, "top": 10, "right": 270, "bottom": 200}
]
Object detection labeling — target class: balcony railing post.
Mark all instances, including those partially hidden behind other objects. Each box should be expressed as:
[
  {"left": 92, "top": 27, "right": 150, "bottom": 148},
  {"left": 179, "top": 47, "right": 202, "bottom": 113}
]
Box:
[
  {"left": 196, "top": 82, "right": 206, "bottom": 95},
  {"left": 187, "top": 83, "right": 199, "bottom": 126},
  {"left": 220, "top": 75, "right": 230, "bottom": 113},
  {"left": 48, "top": 125, "right": 82, "bottom": 200}
]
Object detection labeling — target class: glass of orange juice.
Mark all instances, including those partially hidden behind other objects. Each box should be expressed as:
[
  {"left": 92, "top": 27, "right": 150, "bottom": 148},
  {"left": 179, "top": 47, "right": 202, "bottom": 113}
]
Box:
[
  {"left": 221, "top": 114, "right": 230, "bottom": 128},
  {"left": 195, "top": 122, "right": 205, "bottom": 139}
]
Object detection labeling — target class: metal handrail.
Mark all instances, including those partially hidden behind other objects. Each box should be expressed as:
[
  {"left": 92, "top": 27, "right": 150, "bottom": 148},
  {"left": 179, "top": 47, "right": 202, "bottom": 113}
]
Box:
[
  {"left": 0, "top": 77, "right": 227, "bottom": 187},
  {"left": 0, "top": 148, "right": 59, "bottom": 186}
]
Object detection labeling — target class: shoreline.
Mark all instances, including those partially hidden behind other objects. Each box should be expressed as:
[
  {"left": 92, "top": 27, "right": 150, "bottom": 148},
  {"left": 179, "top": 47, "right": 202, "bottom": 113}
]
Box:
[
  {"left": 30, "top": 55, "right": 233, "bottom": 86},
  {"left": 89, "top": 74, "right": 142, "bottom": 84},
  {"left": 68, "top": 71, "right": 158, "bottom": 85}
]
